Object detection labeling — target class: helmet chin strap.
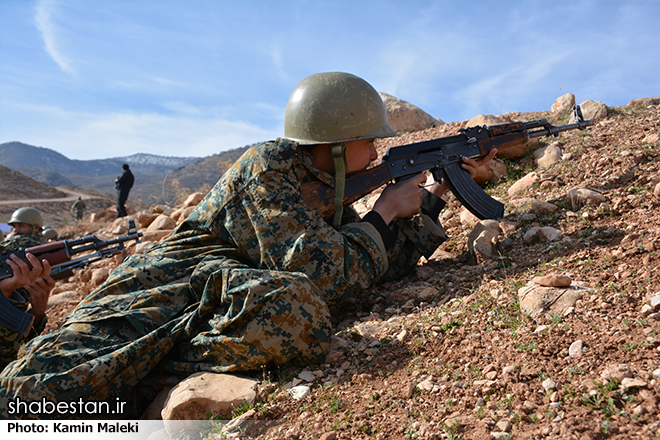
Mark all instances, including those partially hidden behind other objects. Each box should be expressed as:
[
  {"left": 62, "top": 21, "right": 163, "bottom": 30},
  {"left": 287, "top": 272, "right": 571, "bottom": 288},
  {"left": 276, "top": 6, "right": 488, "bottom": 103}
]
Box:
[{"left": 330, "top": 143, "right": 348, "bottom": 228}]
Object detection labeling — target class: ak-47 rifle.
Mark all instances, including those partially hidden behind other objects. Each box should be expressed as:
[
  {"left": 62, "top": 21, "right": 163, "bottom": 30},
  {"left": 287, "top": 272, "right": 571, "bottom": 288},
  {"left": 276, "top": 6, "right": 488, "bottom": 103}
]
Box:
[
  {"left": 303, "top": 106, "right": 593, "bottom": 221},
  {"left": 0, "top": 219, "right": 143, "bottom": 336}
]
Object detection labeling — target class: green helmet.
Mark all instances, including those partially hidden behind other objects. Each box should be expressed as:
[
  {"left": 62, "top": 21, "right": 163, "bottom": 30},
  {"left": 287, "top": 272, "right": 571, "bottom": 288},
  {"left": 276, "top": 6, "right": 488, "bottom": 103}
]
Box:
[
  {"left": 42, "top": 225, "right": 58, "bottom": 239},
  {"left": 284, "top": 72, "right": 397, "bottom": 144},
  {"left": 8, "top": 207, "right": 44, "bottom": 228}
]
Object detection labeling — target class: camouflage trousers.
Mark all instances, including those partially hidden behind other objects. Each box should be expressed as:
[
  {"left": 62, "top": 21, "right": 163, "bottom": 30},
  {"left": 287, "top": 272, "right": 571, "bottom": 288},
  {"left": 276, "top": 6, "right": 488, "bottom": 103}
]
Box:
[{"left": 0, "top": 254, "right": 332, "bottom": 419}]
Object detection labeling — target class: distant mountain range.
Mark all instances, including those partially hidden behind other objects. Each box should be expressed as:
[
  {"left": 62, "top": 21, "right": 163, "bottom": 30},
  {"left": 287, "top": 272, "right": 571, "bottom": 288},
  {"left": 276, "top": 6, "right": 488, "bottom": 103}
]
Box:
[{"left": 0, "top": 141, "right": 252, "bottom": 205}]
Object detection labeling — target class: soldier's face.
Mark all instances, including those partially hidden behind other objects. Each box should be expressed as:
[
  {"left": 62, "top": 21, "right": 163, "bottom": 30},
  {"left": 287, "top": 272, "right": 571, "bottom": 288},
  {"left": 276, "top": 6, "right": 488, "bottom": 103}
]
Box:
[
  {"left": 10, "top": 222, "right": 32, "bottom": 234},
  {"left": 344, "top": 139, "right": 378, "bottom": 173}
]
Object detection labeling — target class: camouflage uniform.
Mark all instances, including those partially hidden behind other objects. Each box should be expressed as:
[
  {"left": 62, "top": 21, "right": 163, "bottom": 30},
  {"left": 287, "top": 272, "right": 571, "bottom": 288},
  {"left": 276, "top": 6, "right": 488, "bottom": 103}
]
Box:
[
  {"left": 0, "top": 233, "right": 49, "bottom": 372},
  {"left": 0, "top": 139, "right": 447, "bottom": 418}
]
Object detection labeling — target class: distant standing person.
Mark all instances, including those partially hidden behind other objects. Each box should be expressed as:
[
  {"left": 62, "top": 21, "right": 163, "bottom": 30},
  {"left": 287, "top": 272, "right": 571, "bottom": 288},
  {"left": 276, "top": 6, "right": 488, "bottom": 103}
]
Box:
[
  {"left": 114, "top": 163, "right": 134, "bottom": 218},
  {"left": 71, "top": 196, "right": 86, "bottom": 224}
]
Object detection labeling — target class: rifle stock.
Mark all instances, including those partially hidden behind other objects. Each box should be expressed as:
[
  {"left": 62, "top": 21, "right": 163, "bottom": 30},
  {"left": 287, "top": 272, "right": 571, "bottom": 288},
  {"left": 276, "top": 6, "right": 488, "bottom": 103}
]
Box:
[
  {"left": 0, "top": 219, "right": 143, "bottom": 335},
  {"left": 302, "top": 106, "right": 593, "bottom": 221},
  {"left": 0, "top": 219, "right": 143, "bottom": 282}
]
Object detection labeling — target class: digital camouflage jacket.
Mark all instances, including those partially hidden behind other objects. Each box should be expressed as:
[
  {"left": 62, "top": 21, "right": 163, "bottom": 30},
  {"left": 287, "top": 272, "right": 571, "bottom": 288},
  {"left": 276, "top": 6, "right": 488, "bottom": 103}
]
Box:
[{"left": 0, "top": 139, "right": 447, "bottom": 419}]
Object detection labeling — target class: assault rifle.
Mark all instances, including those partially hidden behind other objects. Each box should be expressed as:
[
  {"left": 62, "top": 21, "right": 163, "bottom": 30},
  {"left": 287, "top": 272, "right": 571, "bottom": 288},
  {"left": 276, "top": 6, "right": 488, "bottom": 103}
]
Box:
[
  {"left": 0, "top": 219, "right": 142, "bottom": 336},
  {"left": 303, "top": 106, "right": 593, "bottom": 221}
]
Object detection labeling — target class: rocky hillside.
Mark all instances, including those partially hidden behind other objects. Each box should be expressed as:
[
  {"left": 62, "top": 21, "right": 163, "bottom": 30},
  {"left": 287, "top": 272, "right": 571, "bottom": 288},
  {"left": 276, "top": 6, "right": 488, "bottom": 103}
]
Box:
[
  {"left": 0, "top": 165, "right": 69, "bottom": 201},
  {"left": 13, "top": 96, "right": 660, "bottom": 439}
]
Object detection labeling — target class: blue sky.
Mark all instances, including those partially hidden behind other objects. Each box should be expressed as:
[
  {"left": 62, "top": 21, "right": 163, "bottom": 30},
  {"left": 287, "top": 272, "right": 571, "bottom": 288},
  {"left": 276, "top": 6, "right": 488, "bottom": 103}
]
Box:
[{"left": 1, "top": 0, "right": 658, "bottom": 160}]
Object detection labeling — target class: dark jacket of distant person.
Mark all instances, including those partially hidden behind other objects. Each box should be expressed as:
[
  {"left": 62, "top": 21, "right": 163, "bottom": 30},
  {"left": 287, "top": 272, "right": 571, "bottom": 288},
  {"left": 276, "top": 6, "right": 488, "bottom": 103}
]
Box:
[{"left": 115, "top": 164, "right": 134, "bottom": 218}]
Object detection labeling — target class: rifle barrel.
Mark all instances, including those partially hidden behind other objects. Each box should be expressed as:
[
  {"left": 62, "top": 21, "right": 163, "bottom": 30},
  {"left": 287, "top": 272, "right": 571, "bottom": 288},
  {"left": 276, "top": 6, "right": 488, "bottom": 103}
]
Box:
[{"left": 528, "top": 120, "right": 594, "bottom": 139}]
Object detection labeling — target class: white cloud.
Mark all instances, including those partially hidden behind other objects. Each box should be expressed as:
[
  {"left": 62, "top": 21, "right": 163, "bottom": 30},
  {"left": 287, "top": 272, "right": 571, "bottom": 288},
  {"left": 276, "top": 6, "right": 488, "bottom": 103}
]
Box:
[{"left": 34, "top": 0, "right": 74, "bottom": 75}]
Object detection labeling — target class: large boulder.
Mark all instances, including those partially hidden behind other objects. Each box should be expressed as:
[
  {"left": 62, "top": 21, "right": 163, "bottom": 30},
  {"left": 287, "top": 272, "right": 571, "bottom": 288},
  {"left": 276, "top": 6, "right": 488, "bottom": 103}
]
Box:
[
  {"left": 534, "top": 144, "right": 562, "bottom": 169},
  {"left": 379, "top": 92, "right": 444, "bottom": 133},
  {"left": 136, "top": 211, "right": 159, "bottom": 229},
  {"left": 466, "top": 114, "right": 505, "bottom": 127},
  {"left": 147, "top": 214, "right": 177, "bottom": 232},
  {"left": 508, "top": 172, "right": 540, "bottom": 196},
  {"left": 626, "top": 97, "right": 660, "bottom": 107},
  {"left": 566, "top": 188, "right": 607, "bottom": 211},
  {"left": 551, "top": 93, "right": 575, "bottom": 114},
  {"left": 579, "top": 100, "right": 608, "bottom": 121},
  {"left": 161, "top": 373, "right": 258, "bottom": 423},
  {"left": 467, "top": 220, "right": 502, "bottom": 265},
  {"left": 183, "top": 192, "right": 205, "bottom": 207}
]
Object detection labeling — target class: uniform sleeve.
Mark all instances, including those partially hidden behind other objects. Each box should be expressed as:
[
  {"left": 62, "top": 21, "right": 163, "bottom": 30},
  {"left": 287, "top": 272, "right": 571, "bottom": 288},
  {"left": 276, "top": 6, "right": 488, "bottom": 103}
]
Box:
[
  {"left": 0, "top": 289, "right": 45, "bottom": 372},
  {"left": 226, "top": 170, "right": 389, "bottom": 306},
  {"left": 380, "top": 189, "right": 448, "bottom": 281}
]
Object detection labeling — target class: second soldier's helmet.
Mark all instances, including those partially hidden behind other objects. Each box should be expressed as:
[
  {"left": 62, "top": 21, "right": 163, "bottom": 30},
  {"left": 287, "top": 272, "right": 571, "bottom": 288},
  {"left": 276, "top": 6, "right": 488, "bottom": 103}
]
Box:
[
  {"left": 284, "top": 72, "right": 397, "bottom": 145},
  {"left": 42, "top": 225, "right": 58, "bottom": 240},
  {"left": 8, "top": 207, "right": 44, "bottom": 228}
]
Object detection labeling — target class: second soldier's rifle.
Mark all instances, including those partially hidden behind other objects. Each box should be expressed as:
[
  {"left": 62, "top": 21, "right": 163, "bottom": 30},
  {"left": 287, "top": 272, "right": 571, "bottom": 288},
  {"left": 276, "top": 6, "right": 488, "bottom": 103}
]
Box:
[
  {"left": 0, "top": 219, "right": 142, "bottom": 336},
  {"left": 303, "top": 106, "right": 593, "bottom": 221}
]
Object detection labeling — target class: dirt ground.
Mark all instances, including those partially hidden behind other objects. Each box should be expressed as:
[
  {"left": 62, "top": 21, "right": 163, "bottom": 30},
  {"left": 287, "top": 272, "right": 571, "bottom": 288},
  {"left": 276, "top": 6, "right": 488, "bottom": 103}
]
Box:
[
  {"left": 223, "top": 104, "right": 660, "bottom": 440},
  {"left": 8, "top": 102, "right": 659, "bottom": 439}
]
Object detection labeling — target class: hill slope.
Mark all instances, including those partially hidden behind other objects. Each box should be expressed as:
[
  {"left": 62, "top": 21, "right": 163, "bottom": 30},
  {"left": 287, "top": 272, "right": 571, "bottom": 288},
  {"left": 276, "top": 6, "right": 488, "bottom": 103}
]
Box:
[
  {"left": 0, "top": 141, "right": 252, "bottom": 205},
  {"left": 0, "top": 164, "right": 69, "bottom": 200}
]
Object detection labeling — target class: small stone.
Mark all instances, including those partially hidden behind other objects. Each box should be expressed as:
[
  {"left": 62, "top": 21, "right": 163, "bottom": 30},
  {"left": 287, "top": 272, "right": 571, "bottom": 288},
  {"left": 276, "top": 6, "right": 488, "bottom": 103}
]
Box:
[
  {"left": 641, "top": 304, "right": 654, "bottom": 317},
  {"left": 521, "top": 401, "right": 538, "bottom": 414},
  {"left": 483, "top": 364, "right": 497, "bottom": 375},
  {"left": 534, "top": 325, "right": 549, "bottom": 334},
  {"left": 485, "top": 371, "right": 498, "bottom": 380},
  {"left": 621, "top": 378, "right": 647, "bottom": 389},
  {"left": 632, "top": 405, "right": 646, "bottom": 416},
  {"left": 289, "top": 385, "right": 311, "bottom": 400},
  {"left": 601, "top": 364, "right": 633, "bottom": 382},
  {"left": 298, "top": 370, "right": 315, "bottom": 382},
  {"left": 502, "top": 365, "right": 518, "bottom": 375},
  {"left": 403, "top": 382, "right": 415, "bottom": 399},
  {"left": 495, "top": 420, "right": 512, "bottom": 432},
  {"left": 533, "top": 275, "right": 572, "bottom": 287},
  {"left": 542, "top": 378, "right": 557, "bottom": 391},
  {"left": 650, "top": 294, "right": 660, "bottom": 309},
  {"left": 569, "top": 340, "right": 584, "bottom": 358},
  {"left": 417, "top": 379, "right": 434, "bottom": 391}
]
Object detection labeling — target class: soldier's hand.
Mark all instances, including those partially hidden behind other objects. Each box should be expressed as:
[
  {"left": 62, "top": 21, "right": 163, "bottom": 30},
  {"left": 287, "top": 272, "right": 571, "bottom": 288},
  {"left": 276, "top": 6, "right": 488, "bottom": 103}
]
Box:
[
  {"left": 460, "top": 148, "right": 498, "bottom": 177},
  {"left": 0, "top": 253, "right": 52, "bottom": 299},
  {"left": 24, "top": 276, "right": 55, "bottom": 323},
  {"left": 372, "top": 173, "right": 427, "bottom": 224}
]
